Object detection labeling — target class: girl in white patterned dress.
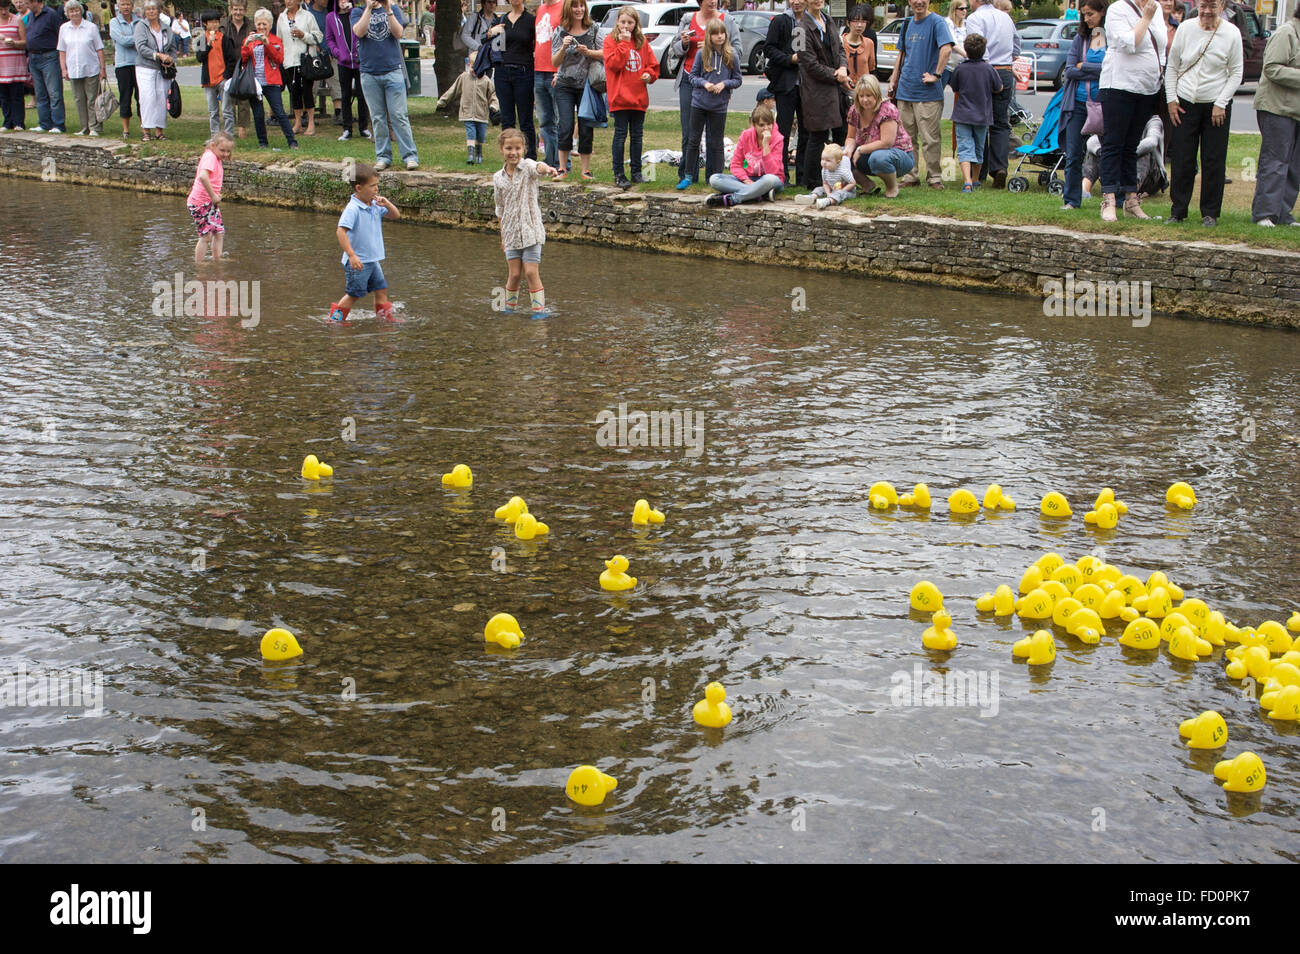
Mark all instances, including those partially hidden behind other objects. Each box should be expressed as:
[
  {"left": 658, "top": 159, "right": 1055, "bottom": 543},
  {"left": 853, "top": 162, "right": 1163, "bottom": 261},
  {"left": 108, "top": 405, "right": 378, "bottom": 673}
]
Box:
[{"left": 492, "top": 126, "right": 557, "bottom": 318}]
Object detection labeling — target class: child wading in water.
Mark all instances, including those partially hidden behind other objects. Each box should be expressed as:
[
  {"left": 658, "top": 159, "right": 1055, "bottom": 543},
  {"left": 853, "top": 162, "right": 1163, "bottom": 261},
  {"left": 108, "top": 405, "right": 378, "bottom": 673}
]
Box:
[
  {"left": 436, "top": 59, "right": 499, "bottom": 165},
  {"left": 188, "top": 132, "right": 234, "bottom": 263},
  {"left": 330, "top": 162, "right": 402, "bottom": 323},
  {"left": 493, "top": 127, "right": 557, "bottom": 318}
]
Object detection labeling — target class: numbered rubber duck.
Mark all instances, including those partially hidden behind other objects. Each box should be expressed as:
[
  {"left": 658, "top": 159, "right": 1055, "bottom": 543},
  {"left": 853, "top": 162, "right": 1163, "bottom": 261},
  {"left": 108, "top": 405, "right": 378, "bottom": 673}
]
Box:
[
  {"left": 1177, "top": 598, "right": 1211, "bottom": 636},
  {"left": 632, "top": 499, "right": 666, "bottom": 525},
  {"left": 1204, "top": 610, "right": 1229, "bottom": 645},
  {"left": 898, "top": 483, "right": 932, "bottom": 509},
  {"left": 1213, "top": 752, "right": 1265, "bottom": 793},
  {"left": 261, "top": 627, "right": 303, "bottom": 661},
  {"left": 1145, "top": 571, "right": 1184, "bottom": 602},
  {"left": 1159, "top": 612, "right": 1194, "bottom": 643},
  {"left": 910, "top": 580, "right": 944, "bottom": 612},
  {"left": 1040, "top": 580, "right": 1070, "bottom": 605},
  {"left": 869, "top": 481, "right": 899, "bottom": 510},
  {"left": 514, "top": 512, "right": 550, "bottom": 540},
  {"left": 1115, "top": 574, "right": 1148, "bottom": 601},
  {"left": 1013, "top": 629, "right": 1056, "bottom": 665},
  {"left": 1133, "top": 586, "right": 1173, "bottom": 619},
  {"left": 1093, "top": 487, "right": 1129, "bottom": 514},
  {"left": 1225, "top": 645, "right": 1272, "bottom": 681},
  {"left": 1083, "top": 502, "right": 1119, "bottom": 529},
  {"left": 600, "top": 555, "right": 637, "bottom": 591},
  {"left": 1040, "top": 491, "right": 1072, "bottom": 518},
  {"left": 693, "top": 681, "right": 733, "bottom": 728},
  {"left": 1098, "top": 590, "right": 1128, "bottom": 619},
  {"left": 922, "top": 610, "right": 957, "bottom": 651},
  {"left": 1256, "top": 620, "right": 1293, "bottom": 654},
  {"left": 441, "top": 464, "right": 473, "bottom": 488},
  {"left": 1262, "top": 684, "right": 1300, "bottom": 721},
  {"left": 1016, "top": 588, "right": 1054, "bottom": 620},
  {"left": 1035, "top": 552, "right": 1065, "bottom": 575},
  {"left": 1066, "top": 607, "right": 1104, "bottom": 644},
  {"left": 484, "top": 612, "right": 524, "bottom": 649},
  {"left": 1050, "top": 563, "right": 1082, "bottom": 592},
  {"left": 948, "top": 488, "right": 980, "bottom": 514},
  {"left": 1168, "top": 626, "right": 1210, "bottom": 661},
  {"left": 1262, "top": 662, "right": 1300, "bottom": 693},
  {"left": 1051, "top": 596, "right": 1083, "bottom": 627},
  {"left": 1072, "top": 583, "right": 1104, "bottom": 611},
  {"left": 1019, "top": 564, "right": 1044, "bottom": 594},
  {"left": 1076, "top": 554, "right": 1103, "bottom": 579},
  {"left": 301, "top": 454, "right": 334, "bottom": 480},
  {"left": 1179, "top": 710, "right": 1228, "bottom": 749},
  {"left": 1166, "top": 481, "right": 1197, "bottom": 510},
  {"left": 1119, "top": 617, "right": 1161, "bottom": 650},
  {"left": 566, "top": 765, "right": 618, "bottom": 806},
  {"left": 494, "top": 495, "right": 528, "bottom": 522}
]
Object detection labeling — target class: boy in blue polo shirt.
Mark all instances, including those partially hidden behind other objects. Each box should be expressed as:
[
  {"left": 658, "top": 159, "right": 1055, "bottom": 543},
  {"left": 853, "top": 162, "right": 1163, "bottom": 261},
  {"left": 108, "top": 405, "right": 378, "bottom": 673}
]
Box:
[{"left": 330, "top": 162, "right": 402, "bottom": 322}]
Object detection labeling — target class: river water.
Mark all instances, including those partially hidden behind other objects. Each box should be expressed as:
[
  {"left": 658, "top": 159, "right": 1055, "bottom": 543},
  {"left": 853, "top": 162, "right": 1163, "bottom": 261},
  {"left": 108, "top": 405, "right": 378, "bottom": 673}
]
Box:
[{"left": 1, "top": 177, "right": 1298, "bottom": 863}]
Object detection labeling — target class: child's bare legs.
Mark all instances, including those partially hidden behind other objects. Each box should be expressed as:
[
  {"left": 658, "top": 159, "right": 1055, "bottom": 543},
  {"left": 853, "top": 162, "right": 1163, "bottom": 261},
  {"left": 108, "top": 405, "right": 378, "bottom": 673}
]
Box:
[
  {"left": 505, "top": 257, "right": 523, "bottom": 292},
  {"left": 522, "top": 262, "right": 542, "bottom": 293},
  {"left": 194, "top": 234, "right": 210, "bottom": 263},
  {"left": 337, "top": 293, "right": 359, "bottom": 309},
  {"left": 210, "top": 231, "right": 224, "bottom": 260}
]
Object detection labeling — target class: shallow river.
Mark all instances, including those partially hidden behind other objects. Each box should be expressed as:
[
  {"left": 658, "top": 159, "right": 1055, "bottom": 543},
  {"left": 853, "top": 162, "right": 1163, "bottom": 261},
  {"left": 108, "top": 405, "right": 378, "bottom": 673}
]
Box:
[{"left": 1, "top": 177, "right": 1298, "bottom": 863}]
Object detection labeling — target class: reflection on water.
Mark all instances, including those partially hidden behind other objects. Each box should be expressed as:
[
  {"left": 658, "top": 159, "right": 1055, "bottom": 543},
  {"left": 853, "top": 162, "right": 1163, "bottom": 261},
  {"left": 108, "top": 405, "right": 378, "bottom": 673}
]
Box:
[{"left": 1, "top": 179, "right": 1299, "bottom": 863}]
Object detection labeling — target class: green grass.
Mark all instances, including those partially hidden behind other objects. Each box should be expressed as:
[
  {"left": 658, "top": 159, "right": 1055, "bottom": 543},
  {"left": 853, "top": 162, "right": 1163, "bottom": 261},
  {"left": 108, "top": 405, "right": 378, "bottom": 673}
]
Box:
[{"left": 59, "top": 82, "right": 1300, "bottom": 251}]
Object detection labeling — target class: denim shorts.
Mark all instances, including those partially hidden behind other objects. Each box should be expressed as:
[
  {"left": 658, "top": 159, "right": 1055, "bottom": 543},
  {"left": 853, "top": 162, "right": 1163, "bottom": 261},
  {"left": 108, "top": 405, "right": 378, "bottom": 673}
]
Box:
[
  {"left": 505, "top": 243, "right": 542, "bottom": 263},
  {"left": 954, "top": 123, "right": 988, "bottom": 164},
  {"left": 344, "top": 260, "right": 388, "bottom": 298}
]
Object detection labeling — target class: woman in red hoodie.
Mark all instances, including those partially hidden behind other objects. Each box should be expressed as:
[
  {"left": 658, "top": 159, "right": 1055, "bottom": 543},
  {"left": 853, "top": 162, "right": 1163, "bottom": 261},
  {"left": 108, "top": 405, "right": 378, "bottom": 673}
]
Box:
[
  {"left": 238, "top": 10, "right": 298, "bottom": 148},
  {"left": 704, "top": 102, "right": 785, "bottom": 207},
  {"left": 603, "top": 6, "right": 659, "bottom": 190}
]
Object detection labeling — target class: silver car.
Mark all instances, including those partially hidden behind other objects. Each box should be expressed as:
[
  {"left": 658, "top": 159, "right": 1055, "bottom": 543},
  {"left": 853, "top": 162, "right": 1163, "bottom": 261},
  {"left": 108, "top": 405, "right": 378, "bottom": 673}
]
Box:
[
  {"left": 597, "top": 2, "right": 700, "bottom": 79},
  {"left": 728, "top": 9, "right": 782, "bottom": 75},
  {"left": 874, "top": 17, "right": 903, "bottom": 80}
]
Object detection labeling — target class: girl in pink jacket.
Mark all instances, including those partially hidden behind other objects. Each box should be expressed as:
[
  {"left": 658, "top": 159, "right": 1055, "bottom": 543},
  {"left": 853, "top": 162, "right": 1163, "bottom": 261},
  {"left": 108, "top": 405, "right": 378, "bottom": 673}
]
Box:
[{"left": 705, "top": 103, "right": 786, "bottom": 207}]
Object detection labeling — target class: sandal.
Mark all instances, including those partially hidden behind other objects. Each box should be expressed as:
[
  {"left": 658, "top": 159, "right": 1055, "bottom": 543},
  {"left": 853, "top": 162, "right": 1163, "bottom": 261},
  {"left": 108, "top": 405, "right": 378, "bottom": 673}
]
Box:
[
  {"left": 140, "top": 134, "right": 152, "bottom": 142},
  {"left": 155, "top": 133, "right": 168, "bottom": 140},
  {"left": 580, "top": 171, "right": 595, "bottom": 181},
  {"left": 551, "top": 170, "right": 568, "bottom": 181}
]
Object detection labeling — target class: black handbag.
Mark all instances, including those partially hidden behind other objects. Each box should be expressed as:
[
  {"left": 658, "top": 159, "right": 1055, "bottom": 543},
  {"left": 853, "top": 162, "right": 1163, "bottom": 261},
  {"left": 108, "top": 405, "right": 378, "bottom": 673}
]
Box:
[
  {"left": 228, "top": 57, "right": 259, "bottom": 99},
  {"left": 300, "top": 45, "right": 334, "bottom": 81},
  {"left": 167, "top": 78, "right": 182, "bottom": 117}
]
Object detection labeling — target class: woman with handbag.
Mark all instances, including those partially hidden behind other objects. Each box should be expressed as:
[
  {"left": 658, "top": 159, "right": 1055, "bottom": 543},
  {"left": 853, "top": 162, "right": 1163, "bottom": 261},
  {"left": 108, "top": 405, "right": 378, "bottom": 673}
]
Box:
[
  {"left": 241, "top": 8, "right": 300, "bottom": 147},
  {"left": 132, "top": 0, "right": 178, "bottom": 140},
  {"left": 327, "top": 0, "right": 368, "bottom": 139},
  {"left": 798, "top": 0, "right": 850, "bottom": 192},
  {"left": 460, "top": 0, "right": 494, "bottom": 55},
  {"left": 277, "top": 0, "right": 322, "bottom": 134},
  {"left": 1164, "top": 0, "right": 1241, "bottom": 227},
  {"left": 1098, "top": 0, "right": 1166, "bottom": 221},
  {"left": 549, "top": 0, "right": 601, "bottom": 181},
  {"left": 486, "top": 0, "right": 536, "bottom": 159},
  {"left": 1060, "top": 0, "right": 1107, "bottom": 210}
]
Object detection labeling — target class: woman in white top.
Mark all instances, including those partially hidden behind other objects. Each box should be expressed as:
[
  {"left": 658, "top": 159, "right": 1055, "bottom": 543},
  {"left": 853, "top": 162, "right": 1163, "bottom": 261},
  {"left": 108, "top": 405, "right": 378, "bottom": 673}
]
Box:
[
  {"left": 1098, "top": 0, "right": 1166, "bottom": 221},
  {"left": 57, "top": 0, "right": 106, "bottom": 135},
  {"left": 277, "top": 0, "right": 322, "bottom": 135},
  {"left": 1164, "top": 0, "right": 1241, "bottom": 226}
]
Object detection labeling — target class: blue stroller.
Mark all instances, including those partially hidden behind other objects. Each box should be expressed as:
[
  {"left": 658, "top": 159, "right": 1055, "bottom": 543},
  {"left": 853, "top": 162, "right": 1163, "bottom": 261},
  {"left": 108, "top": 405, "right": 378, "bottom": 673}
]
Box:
[{"left": 1006, "top": 86, "right": 1066, "bottom": 196}]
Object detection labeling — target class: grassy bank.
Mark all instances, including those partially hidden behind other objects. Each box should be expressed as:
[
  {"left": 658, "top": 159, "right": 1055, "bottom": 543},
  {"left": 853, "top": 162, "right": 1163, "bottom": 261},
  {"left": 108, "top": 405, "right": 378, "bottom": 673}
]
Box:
[{"left": 32, "top": 81, "right": 1300, "bottom": 250}]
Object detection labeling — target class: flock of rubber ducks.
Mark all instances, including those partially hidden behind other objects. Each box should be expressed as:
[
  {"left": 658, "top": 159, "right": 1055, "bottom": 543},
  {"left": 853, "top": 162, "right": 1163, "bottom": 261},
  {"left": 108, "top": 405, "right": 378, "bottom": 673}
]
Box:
[
  {"left": 903, "top": 479, "right": 1296, "bottom": 796},
  {"left": 266, "top": 457, "right": 729, "bottom": 808},
  {"left": 868, "top": 480, "right": 1193, "bottom": 524}
]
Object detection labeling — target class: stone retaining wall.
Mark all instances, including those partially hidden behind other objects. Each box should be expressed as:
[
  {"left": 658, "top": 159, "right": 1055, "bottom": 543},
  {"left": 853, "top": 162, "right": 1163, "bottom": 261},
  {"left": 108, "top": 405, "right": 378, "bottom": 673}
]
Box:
[{"left": 3, "top": 133, "right": 1297, "bottom": 327}]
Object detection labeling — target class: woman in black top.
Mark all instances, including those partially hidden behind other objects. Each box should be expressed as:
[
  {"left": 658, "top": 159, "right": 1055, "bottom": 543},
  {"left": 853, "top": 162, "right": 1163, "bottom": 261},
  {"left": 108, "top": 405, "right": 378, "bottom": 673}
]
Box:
[{"left": 486, "top": 0, "right": 536, "bottom": 158}]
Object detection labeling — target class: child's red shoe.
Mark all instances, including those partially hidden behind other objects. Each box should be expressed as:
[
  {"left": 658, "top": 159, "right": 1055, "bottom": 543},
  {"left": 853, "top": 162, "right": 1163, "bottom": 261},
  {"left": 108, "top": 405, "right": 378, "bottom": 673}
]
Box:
[
  {"left": 329, "top": 302, "right": 350, "bottom": 323},
  {"left": 376, "top": 303, "right": 404, "bottom": 323}
]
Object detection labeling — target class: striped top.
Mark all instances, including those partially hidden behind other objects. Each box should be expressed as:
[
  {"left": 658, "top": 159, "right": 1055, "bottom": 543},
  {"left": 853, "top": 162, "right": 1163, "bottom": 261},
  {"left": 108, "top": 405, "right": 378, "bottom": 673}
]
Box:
[{"left": 0, "top": 17, "right": 29, "bottom": 83}]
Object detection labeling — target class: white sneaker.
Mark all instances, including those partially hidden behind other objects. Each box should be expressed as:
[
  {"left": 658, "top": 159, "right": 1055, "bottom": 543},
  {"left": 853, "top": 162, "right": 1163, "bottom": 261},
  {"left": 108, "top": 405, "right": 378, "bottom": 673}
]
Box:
[
  {"left": 35, "top": 126, "right": 49, "bottom": 132},
  {"left": 815, "top": 196, "right": 833, "bottom": 209},
  {"left": 337, "top": 130, "right": 351, "bottom": 141},
  {"left": 1257, "top": 218, "right": 1276, "bottom": 228},
  {"left": 74, "top": 129, "right": 86, "bottom": 136},
  {"left": 88, "top": 130, "right": 99, "bottom": 137},
  {"left": 374, "top": 158, "right": 391, "bottom": 170},
  {"left": 793, "top": 193, "right": 817, "bottom": 206},
  {"left": 49, "top": 127, "right": 63, "bottom": 134},
  {"left": 404, "top": 158, "right": 419, "bottom": 170}
]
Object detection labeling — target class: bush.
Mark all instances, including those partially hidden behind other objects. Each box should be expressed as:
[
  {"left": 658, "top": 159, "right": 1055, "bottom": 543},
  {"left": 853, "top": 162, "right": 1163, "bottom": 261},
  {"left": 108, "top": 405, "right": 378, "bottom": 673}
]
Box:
[{"left": 1026, "top": 1, "right": 1063, "bottom": 17}]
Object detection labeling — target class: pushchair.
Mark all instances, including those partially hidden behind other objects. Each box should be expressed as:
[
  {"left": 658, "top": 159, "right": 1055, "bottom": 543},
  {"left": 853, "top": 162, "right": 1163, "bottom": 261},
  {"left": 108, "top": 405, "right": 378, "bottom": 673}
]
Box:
[
  {"left": 1006, "top": 86, "right": 1066, "bottom": 196},
  {"left": 1009, "top": 98, "right": 1039, "bottom": 144}
]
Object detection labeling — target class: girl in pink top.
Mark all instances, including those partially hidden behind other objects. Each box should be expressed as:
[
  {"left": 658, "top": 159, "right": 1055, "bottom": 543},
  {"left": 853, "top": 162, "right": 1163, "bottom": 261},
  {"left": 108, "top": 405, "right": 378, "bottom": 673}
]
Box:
[
  {"left": 704, "top": 103, "right": 785, "bottom": 207},
  {"left": 188, "top": 132, "right": 234, "bottom": 263}
]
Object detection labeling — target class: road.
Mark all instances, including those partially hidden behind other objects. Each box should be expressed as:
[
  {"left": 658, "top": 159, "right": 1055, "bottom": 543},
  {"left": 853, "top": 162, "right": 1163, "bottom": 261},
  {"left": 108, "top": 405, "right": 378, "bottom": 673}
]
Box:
[{"left": 178, "top": 63, "right": 1261, "bottom": 133}]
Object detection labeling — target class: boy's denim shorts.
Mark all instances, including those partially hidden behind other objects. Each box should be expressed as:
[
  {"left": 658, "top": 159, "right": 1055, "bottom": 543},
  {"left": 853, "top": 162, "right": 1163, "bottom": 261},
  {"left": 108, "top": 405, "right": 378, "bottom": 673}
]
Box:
[{"left": 344, "top": 261, "right": 388, "bottom": 298}]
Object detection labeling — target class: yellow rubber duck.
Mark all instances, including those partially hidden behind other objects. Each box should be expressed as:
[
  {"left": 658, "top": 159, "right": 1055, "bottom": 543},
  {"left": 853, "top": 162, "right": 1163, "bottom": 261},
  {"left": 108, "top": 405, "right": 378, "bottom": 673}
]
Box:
[
  {"left": 1159, "top": 612, "right": 1193, "bottom": 643},
  {"left": 1019, "top": 565, "right": 1044, "bottom": 594},
  {"left": 997, "top": 493, "right": 1016, "bottom": 511},
  {"left": 1168, "top": 626, "right": 1210, "bottom": 661},
  {"left": 566, "top": 765, "right": 618, "bottom": 806},
  {"left": 1035, "top": 552, "right": 1065, "bottom": 575},
  {"left": 1263, "top": 662, "right": 1300, "bottom": 693},
  {"left": 898, "top": 483, "right": 932, "bottom": 509},
  {"left": 1166, "top": 481, "right": 1197, "bottom": 510},
  {"left": 975, "top": 591, "right": 996, "bottom": 612},
  {"left": 1013, "top": 629, "right": 1056, "bottom": 665},
  {"left": 1050, "top": 564, "right": 1081, "bottom": 593},
  {"left": 922, "top": 610, "right": 957, "bottom": 651},
  {"left": 1076, "top": 554, "right": 1103, "bottom": 578},
  {"left": 1072, "top": 582, "right": 1104, "bottom": 608},
  {"left": 441, "top": 464, "right": 473, "bottom": 488},
  {"left": 1177, "top": 598, "right": 1210, "bottom": 636},
  {"left": 1262, "top": 684, "right": 1300, "bottom": 721},
  {"left": 1040, "top": 580, "right": 1070, "bottom": 605},
  {"left": 1134, "top": 586, "right": 1172, "bottom": 619},
  {"left": 632, "top": 499, "right": 666, "bottom": 525},
  {"left": 1098, "top": 590, "right": 1128, "bottom": 619},
  {"left": 693, "top": 682, "right": 733, "bottom": 728},
  {"left": 1203, "top": 611, "right": 1228, "bottom": 646},
  {"left": 1289, "top": 611, "right": 1300, "bottom": 634},
  {"left": 1256, "top": 620, "right": 1293, "bottom": 654},
  {"left": 1119, "top": 605, "right": 1141, "bottom": 622},
  {"left": 1051, "top": 596, "right": 1083, "bottom": 627},
  {"left": 1066, "top": 607, "right": 1104, "bottom": 644},
  {"left": 514, "top": 512, "right": 550, "bottom": 540},
  {"left": 494, "top": 495, "right": 528, "bottom": 522},
  {"left": 261, "top": 627, "right": 303, "bottom": 661},
  {"left": 869, "top": 481, "right": 899, "bottom": 510},
  {"left": 1179, "top": 710, "right": 1228, "bottom": 749},
  {"left": 1040, "top": 491, "right": 1072, "bottom": 518},
  {"left": 600, "top": 555, "right": 637, "bottom": 591},
  {"left": 1092, "top": 487, "right": 1129, "bottom": 514},
  {"left": 1016, "top": 588, "right": 1054, "bottom": 620},
  {"left": 982, "top": 484, "right": 1004, "bottom": 510},
  {"left": 992, "top": 584, "right": 1015, "bottom": 616},
  {"left": 1093, "top": 563, "right": 1122, "bottom": 586},
  {"left": 1119, "top": 617, "right": 1161, "bottom": 650},
  {"left": 1213, "top": 752, "right": 1265, "bottom": 793},
  {"left": 1225, "top": 645, "right": 1272, "bottom": 681},
  {"left": 1115, "top": 574, "right": 1147, "bottom": 601},
  {"left": 947, "top": 488, "right": 980, "bottom": 514},
  {"left": 484, "top": 612, "right": 524, "bottom": 649},
  {"left": 301, "top": 454, "right": 334, "bottom": 480},
  {"left": 910, "top": 580, "right": 944, "bottom": 612},
  {"left": 1083, "top": 502, "right": 1119, "bottom": 529}
]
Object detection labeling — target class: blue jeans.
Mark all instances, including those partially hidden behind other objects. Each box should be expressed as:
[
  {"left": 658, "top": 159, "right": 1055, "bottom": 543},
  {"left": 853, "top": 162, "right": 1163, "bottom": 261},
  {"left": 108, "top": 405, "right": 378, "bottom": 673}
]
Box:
[
  {"left": 495, "top": 63, "right": 536, "bottom": 160},
  {"left": 534, "top": 72, "right": 558, "bottom": 166},
  {"left": 856, "top": 147, "right": 914, "bottom": 178},
  {"left": 683, "top": 106, "right": 725, "bottom": 182},
  {"left": 552, "top": 83, "right": 592, "bottom": 155},
  {"left": 954, "top": 123, "right": 987, "bottom": 164},
  {"left": 464, "top": 120, "right": 487, "bottom": 143},
  {"left": 29, "top": 51, "right": 65, "bottom": 130},
  {"left": 361, "top": 67, "right": 418, "bottom": 164},
  {"left": 1062, "top": 104, "right": 1088, "bottom": 207},
  {"left": 247, "top": 85, "right": 297, "bottom": 147},
  {"left": 708, "top": 172, "right": 784, "bottom": 203}
]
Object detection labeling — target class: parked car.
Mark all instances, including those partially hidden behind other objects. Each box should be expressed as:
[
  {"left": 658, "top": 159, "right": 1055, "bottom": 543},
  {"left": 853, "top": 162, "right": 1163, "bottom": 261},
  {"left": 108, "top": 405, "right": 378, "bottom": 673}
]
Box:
[
  {"left": 1223, "top": 1, "right": 1267, "bottom": 83},
  {"left": 728, "top": 8, "right": 782, "bottom": 74},
  {"left": 874, "top": 16, "right": 903, "bottom": 80},
  {"left": 589, "top": 2, "right": 621, "bottom": 30},
  {"left": 597, "top": 2, "right": 699, "bottom": 78},
  {"left": 1015, "top": 18, "right": 1082, "bottom": 89}
]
